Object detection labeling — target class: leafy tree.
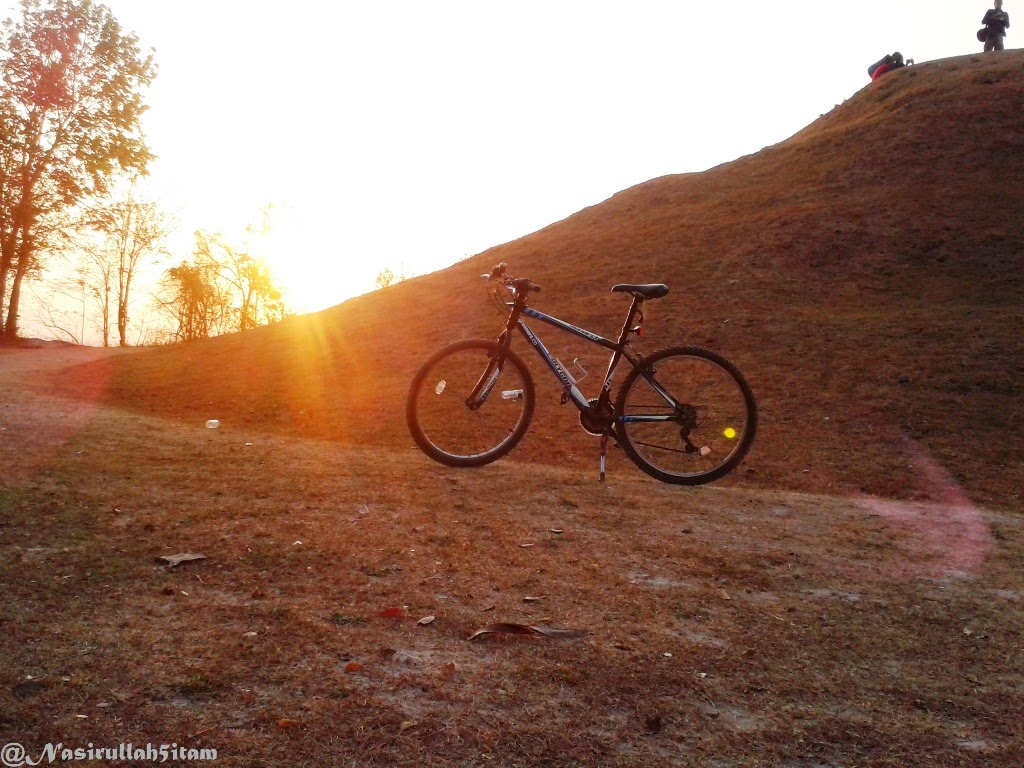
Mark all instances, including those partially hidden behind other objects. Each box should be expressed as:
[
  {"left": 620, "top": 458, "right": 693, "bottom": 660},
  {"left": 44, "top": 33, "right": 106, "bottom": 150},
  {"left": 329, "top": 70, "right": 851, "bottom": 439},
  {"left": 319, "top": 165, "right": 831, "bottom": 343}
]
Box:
[
  {"left": 375, "top": 266, "right": 396, "bottom": 290},
  {"left": 0, "top": 0, "right": 155, "bottom": 341},
  {"left": 156, "top": 230, "right": 285, "bottom": 342},
  {"left": 193, "top": 231, "right": 285, "bottom": 333},
  {"left": 375, "top": 264, "right": 409, "bottom": 290},
  {"left": 155, "top": 259, "right": 229, "bottom": 343}
]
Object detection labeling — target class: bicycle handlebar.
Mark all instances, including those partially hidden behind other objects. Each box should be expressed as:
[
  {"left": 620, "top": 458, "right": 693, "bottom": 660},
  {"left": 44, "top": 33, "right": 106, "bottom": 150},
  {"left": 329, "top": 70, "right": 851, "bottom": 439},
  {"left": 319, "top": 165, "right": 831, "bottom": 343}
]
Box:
[{"left": 482, "top": 262, "right": 540, "bottom": 294}]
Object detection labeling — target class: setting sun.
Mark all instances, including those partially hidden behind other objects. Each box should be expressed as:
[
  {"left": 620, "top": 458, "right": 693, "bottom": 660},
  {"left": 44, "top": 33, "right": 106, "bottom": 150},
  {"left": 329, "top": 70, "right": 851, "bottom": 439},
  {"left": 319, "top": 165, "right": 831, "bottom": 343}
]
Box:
[{"left": 208, "top": 203, "right": 443, "bottom": 314}]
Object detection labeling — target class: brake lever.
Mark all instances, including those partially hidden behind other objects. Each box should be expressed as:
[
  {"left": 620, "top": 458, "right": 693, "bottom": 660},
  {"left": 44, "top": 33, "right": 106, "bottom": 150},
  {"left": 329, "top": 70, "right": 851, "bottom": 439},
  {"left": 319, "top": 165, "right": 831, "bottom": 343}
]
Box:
[{"left": 482, "top": 262, "right": 510, "bottom": 282}]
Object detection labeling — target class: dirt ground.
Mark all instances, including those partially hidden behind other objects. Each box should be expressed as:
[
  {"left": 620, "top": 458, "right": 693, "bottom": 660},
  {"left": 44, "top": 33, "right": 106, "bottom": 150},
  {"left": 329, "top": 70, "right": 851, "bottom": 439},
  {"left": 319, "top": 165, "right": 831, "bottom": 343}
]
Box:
[{"left": 1, "top": 346, "right": 1023, "bottom": 767}]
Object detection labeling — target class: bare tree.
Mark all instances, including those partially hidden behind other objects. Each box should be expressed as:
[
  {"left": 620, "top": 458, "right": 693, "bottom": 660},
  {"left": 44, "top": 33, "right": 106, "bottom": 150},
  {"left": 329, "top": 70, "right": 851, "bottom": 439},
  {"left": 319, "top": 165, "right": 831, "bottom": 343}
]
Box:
[
  {"left": 70, "top": 188, "right": 172, "bottom": 345},
  {"left": 27, "top": 274, "right": 86, "bottom": 343}
]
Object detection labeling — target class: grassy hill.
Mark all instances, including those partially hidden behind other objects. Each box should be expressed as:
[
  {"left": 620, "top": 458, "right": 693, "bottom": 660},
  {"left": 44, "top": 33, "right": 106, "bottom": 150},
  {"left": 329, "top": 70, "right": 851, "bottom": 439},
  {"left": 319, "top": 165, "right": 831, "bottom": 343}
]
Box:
[
  {"left": 56, "top": 51, "right": 1024, "bottom": 510},
  {"left": 6, "top": 52, "right": 1024, "bottom": 767}
]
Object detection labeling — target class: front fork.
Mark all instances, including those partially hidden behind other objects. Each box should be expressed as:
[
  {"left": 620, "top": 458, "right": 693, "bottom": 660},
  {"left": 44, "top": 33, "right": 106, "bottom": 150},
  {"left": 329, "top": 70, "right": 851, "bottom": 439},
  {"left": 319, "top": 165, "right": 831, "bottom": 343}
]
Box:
[{"left": 466, "top": 327, "right": 514, "bottom": 410}]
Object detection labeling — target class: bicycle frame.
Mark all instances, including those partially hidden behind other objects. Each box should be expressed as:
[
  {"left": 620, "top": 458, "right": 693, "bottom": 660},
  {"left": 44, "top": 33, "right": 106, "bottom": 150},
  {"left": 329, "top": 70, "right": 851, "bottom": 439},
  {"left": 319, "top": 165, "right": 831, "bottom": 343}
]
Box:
[
  {"left": 485, "top": 291, "right": 680, "bottom": 424},
  {"left": 513, "top": 306, "right": 630, "bottom": 411}
]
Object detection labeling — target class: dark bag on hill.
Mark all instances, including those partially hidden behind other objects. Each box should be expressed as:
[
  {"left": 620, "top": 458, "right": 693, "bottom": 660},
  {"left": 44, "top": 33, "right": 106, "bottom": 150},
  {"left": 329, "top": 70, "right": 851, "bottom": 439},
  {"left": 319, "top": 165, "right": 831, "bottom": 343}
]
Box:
[
  {"left": 867, "top": 54, "right": 890, "bottom": 77},
  {"left": 977, "top": 27, "right": 989, "bottom": 42},
  {"left": 867, "top": 51, "right": 905, "bottom": 78}
]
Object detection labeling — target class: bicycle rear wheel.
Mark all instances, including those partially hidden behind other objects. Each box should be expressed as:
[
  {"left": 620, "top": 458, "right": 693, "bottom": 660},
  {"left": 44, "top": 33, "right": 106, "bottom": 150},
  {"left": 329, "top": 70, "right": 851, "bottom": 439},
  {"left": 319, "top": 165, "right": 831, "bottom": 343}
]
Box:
[
  {"left": 615, "top": 346, "right": 756, "bottom": 485},
  {"left": 407, "top": 339, "right": 536, "bottom": 467}
]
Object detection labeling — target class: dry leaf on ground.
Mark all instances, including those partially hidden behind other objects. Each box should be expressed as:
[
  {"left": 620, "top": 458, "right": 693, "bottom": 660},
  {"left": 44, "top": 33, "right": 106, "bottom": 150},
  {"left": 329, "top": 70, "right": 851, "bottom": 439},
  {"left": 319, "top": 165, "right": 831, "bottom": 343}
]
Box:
[
  {"left": 157, "top": 553, "right": 206, "bottom": 567},
  {"left": 467, "top": 623, "right": 588, "bottom": 641}
]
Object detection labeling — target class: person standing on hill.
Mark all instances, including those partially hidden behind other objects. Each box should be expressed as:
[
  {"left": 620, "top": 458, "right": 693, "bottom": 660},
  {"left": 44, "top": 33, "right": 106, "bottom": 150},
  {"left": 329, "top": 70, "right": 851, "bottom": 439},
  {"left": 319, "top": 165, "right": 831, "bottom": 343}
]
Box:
[{"left": 982, "top": 0, "right": 1010, "bottom": 51}]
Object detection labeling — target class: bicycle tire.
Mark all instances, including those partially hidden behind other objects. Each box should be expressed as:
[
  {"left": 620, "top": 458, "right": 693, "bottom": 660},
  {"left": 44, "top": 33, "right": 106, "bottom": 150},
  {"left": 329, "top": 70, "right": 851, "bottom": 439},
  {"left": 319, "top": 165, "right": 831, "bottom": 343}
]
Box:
[
  {"left": 407, "top": 339, "right": 536, "bottom": 467},
  {"left": 615, "top": 346, "right": 757, "bottom": 485}
]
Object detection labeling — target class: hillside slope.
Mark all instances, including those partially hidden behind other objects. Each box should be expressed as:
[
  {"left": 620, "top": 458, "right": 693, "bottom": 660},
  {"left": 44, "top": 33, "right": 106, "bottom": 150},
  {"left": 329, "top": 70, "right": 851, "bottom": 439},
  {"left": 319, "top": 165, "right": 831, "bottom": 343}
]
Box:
[{"left": 55, "top": 52, "right": 1024, "bottom": 509}]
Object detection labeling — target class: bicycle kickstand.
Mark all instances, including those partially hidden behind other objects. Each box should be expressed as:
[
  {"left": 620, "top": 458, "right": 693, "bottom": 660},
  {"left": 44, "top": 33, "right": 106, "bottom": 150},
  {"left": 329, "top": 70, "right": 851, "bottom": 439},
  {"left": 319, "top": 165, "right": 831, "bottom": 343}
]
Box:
[{"left": 599, "top": 433, "right": 608, "bottom": 482}]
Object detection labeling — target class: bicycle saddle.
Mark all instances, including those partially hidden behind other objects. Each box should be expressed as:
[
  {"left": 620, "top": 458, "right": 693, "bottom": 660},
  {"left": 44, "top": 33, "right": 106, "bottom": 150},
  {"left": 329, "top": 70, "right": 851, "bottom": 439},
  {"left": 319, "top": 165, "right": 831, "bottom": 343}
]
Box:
[{"left": 611, "top": 283, "right": 669, "bottom": 299}]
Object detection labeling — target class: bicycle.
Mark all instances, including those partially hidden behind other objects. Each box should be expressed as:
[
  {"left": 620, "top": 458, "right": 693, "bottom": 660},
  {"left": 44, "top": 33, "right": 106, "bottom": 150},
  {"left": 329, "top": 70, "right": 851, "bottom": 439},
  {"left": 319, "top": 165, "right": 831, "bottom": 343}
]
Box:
[{"left": 406, "top": 263, "right": 757, "bottom": 485}]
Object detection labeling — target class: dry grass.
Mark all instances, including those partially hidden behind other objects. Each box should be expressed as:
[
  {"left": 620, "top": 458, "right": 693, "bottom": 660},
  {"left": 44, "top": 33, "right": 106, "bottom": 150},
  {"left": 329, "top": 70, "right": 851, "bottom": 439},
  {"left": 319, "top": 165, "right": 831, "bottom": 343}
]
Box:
[
  {"left": 2, "top": 346, "right": 1023, "bottom": 766},
  {"left": 3, "top": 52, "right": 1024, "bottom": 766}
]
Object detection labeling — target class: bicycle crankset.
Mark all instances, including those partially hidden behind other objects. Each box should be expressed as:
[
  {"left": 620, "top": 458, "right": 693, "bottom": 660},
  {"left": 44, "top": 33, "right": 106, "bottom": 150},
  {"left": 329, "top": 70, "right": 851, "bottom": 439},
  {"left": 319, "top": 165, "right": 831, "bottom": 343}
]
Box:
[{"left": 580, "top": 398, "right": 615, "bottom": 436}]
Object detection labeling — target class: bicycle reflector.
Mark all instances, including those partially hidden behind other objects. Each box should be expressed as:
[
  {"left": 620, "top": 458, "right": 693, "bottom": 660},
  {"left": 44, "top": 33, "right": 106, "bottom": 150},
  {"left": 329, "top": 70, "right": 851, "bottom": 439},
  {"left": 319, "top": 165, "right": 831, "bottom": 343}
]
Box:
[{"left": 632, "top": 309, "right": 645, "bottom": 336}]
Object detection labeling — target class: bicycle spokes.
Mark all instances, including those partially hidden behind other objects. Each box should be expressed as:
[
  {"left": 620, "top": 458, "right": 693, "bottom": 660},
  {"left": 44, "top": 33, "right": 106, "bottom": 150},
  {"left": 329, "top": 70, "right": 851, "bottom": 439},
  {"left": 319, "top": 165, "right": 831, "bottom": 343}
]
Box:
[
  {"left": 408, "top": 340, "right": 535, "bottom": 466},
  {"left": 616, "top": 349, "right": 755, "bottom": 483}
]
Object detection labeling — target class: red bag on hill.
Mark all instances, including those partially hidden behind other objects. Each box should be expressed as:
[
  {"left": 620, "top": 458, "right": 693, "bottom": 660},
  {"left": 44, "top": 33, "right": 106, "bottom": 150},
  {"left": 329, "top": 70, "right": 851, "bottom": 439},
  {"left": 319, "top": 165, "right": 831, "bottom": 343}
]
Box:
[{"left": 867, "top": 52, "right": 907, "bottom": 81}]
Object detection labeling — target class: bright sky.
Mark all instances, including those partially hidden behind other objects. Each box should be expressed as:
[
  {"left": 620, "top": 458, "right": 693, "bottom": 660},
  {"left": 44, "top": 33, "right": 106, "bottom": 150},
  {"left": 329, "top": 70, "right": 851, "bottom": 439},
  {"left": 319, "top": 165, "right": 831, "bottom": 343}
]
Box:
[{"left": 2, "top": 0, "right": 995, "bottom": 330}]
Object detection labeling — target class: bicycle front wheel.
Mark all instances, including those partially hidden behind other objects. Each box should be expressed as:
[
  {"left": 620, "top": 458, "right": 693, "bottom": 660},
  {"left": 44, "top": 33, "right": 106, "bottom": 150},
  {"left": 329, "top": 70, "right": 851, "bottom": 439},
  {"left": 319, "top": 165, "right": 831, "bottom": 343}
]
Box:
[
  {"left": 407, "top": 339, "right": 536, "bottom": 467},
  {"left": 615, "top": 346, "right": 756, "bottom": 485}
]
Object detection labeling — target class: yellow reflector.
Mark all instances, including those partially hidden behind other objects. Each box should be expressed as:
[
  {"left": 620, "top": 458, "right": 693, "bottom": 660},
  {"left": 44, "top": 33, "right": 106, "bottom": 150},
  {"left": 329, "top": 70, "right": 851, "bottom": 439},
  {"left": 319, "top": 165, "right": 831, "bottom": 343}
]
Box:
[{"left": 723, "top": 427, "right": 737, "bottom": 439}]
